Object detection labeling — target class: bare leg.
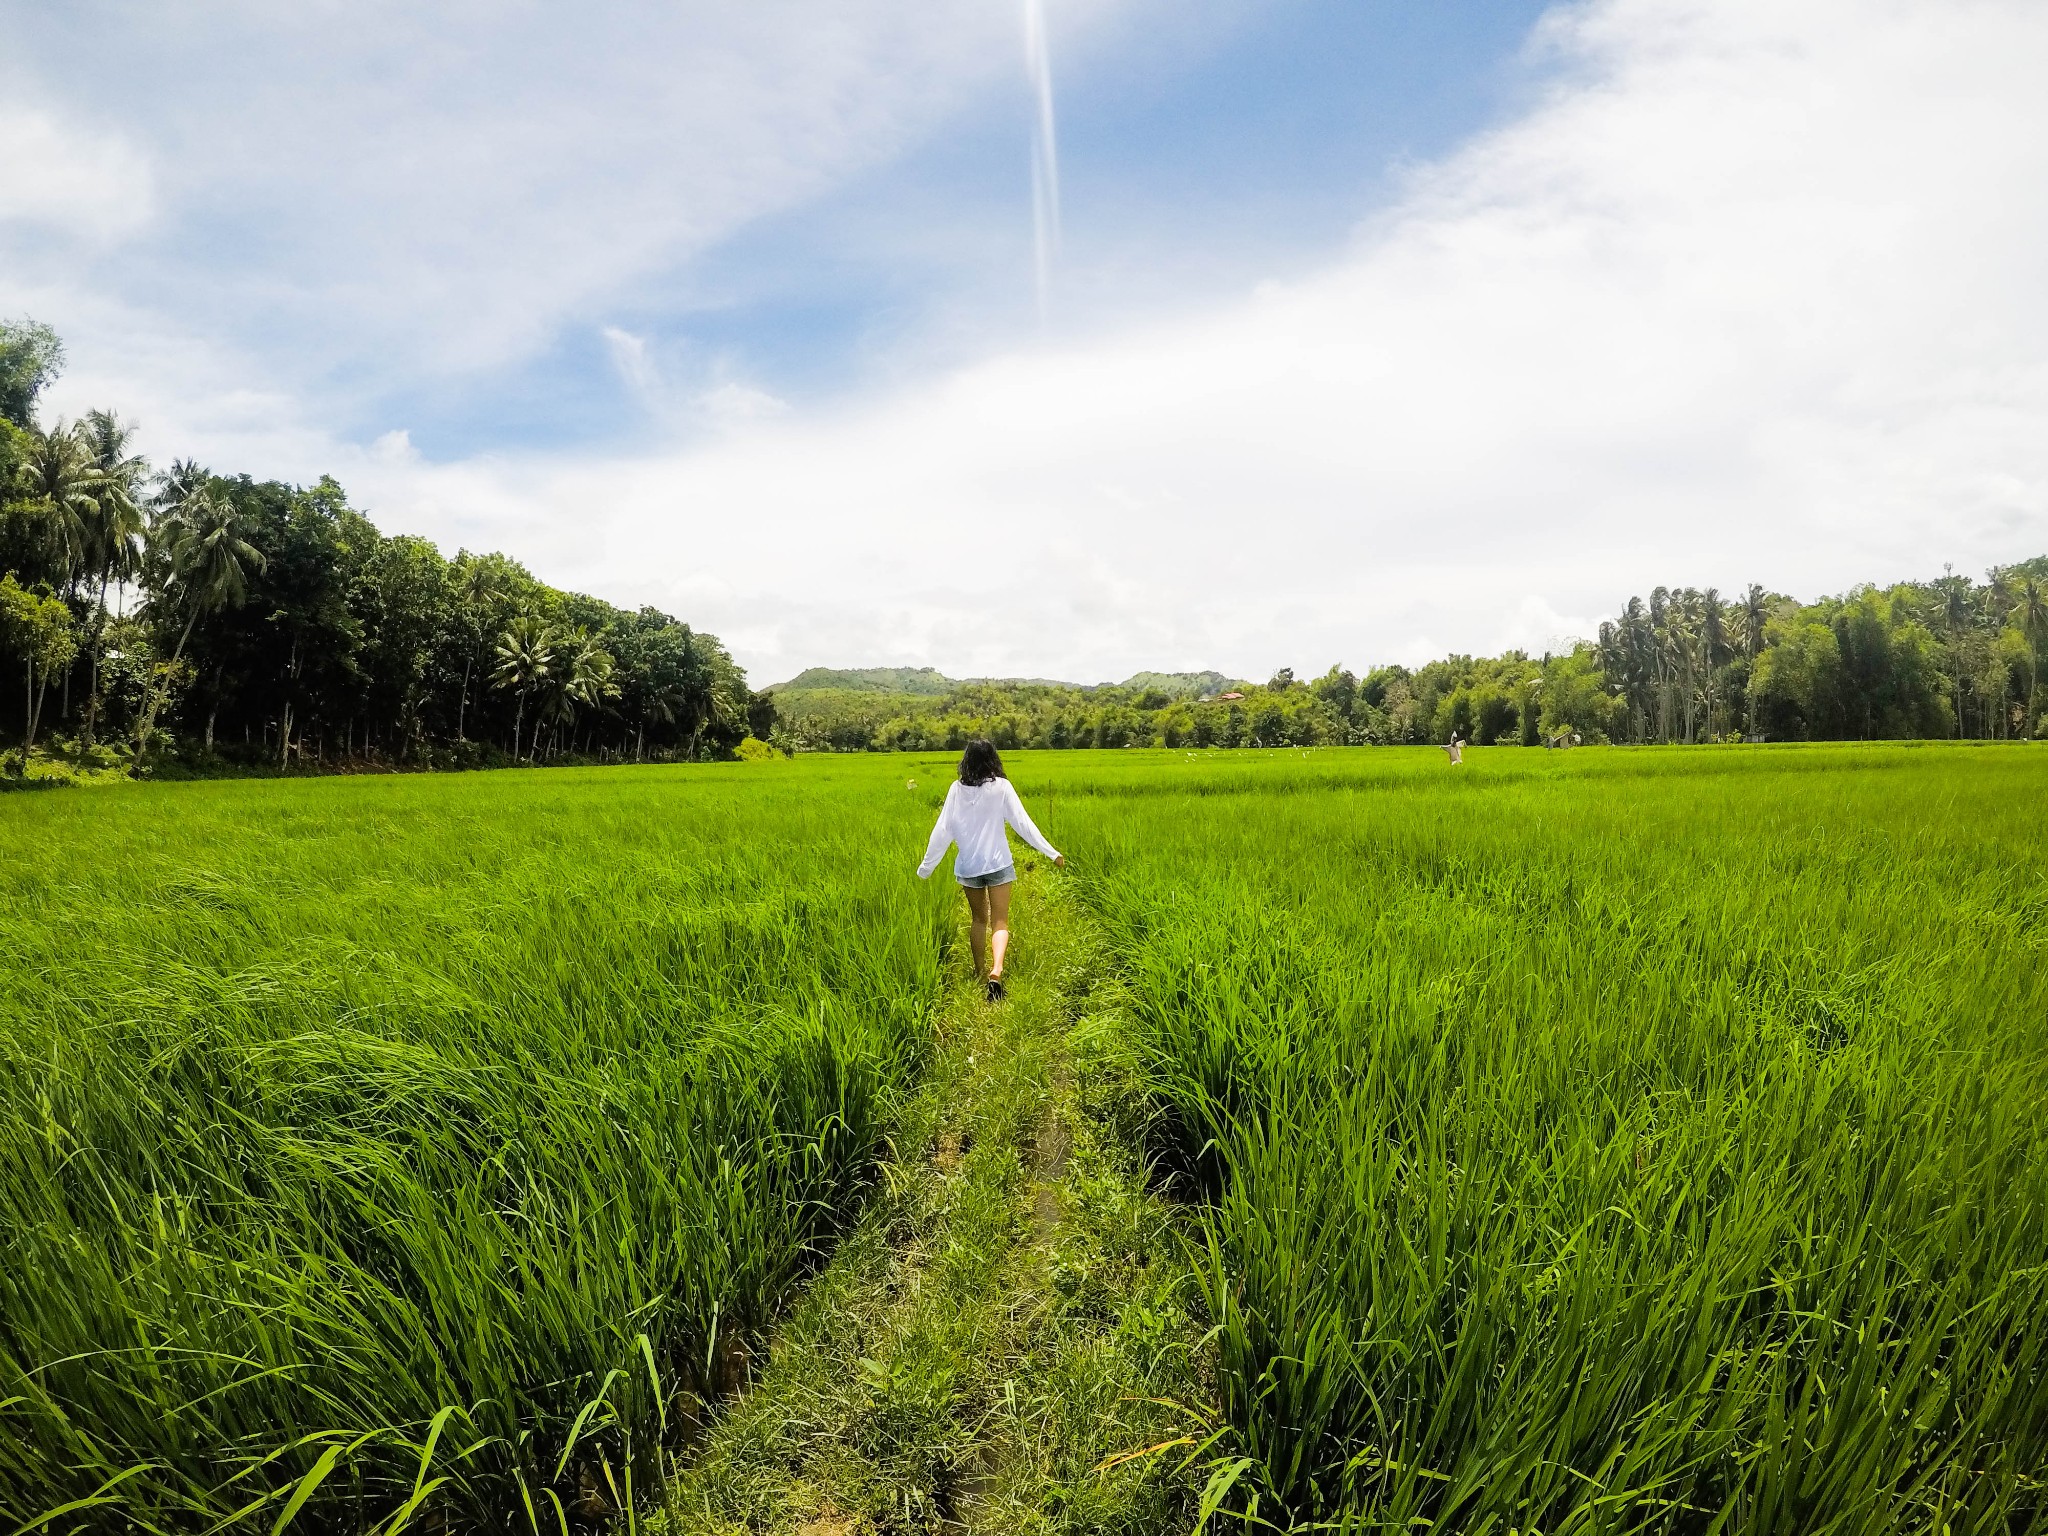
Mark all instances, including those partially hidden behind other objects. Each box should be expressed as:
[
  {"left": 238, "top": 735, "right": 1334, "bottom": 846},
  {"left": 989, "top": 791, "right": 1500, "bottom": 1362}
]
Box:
[
  {"left": 963, "top": 884, "right": 990, "bottom": 977},
  {"left": 987, "top": 881, "right": 1013, "bottom": 979}
]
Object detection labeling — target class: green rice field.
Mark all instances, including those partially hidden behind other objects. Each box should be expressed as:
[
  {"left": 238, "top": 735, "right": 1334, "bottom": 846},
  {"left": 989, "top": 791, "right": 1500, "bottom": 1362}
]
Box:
[
  {"left": 4, "top": 745, "right": 2046, "bottom": 1533},
  {"left": 0, "top": 764, "right": 950, "bottom": 1529},
  {"left": 1055, "top": 745, "right": 2048, "bottom": 1533}
]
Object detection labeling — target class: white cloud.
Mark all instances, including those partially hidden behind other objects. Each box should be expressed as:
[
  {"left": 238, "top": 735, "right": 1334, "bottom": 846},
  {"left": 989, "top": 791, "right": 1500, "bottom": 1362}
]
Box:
[
  {"left": 332, "top": 0, "right": 2048, "bottom": 684},
  {"left": 597, "top": 328, "right": 793, "bottom": 432},
  {"left": 0, "top": 108, "right": 153, "bottom": 241},
  {"left": 371, "top": 430, "right": 419, "bottom": 466},
  {"left": 697, "top": 382, "right": 791, "bottom": 432}
]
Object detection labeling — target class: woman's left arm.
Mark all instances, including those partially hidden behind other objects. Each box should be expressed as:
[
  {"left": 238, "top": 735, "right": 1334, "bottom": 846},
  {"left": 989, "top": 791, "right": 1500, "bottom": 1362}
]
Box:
[{"left": 1002, "top": 781, "right": 1062, "bottom": 863}]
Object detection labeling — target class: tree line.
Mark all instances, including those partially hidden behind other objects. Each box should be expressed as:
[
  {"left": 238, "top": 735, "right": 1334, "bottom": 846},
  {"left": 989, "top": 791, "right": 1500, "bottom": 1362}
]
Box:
[
  {"left": 773, "top": 569, "right": 2047, "bottom": 753},
  {"left": 1595, "top": 574, "right": 2047, "bottom": 743},
  {"left": 0, "top": 320, "right": 770, "bottom": 776}
]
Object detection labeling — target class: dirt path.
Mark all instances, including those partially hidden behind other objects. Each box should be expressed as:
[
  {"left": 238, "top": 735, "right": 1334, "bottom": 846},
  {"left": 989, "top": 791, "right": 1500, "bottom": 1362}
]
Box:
[{"left": 655, "top": 867, "right": 1209, "bottom": 1536}]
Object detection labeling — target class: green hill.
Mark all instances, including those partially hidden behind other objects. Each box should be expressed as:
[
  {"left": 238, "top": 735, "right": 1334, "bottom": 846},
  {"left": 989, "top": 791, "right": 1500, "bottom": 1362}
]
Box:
[
  {"left": 772, "top": 666, "right": 957, "bottom": 695},
  {"left": 1116, "top": 670, "right": 1237, "bottom": 699},
  {"left": 773, "top": 665, "right": 1240, "bottom": 700}
]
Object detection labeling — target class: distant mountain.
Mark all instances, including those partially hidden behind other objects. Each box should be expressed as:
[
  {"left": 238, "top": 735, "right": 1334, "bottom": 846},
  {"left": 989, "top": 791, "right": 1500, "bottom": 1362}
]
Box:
[
  {"left": 772, "top": 665, "right": 1241, "bottom": 700},
  {"left": 772, "top": 666, "right": 957, "bottom": 695},
  {"left": 772, "top": 665, "right": 1074, "bottom": 693},
  {"left": 1117, "top": 670, "right": 1237, "bottom": 700}
]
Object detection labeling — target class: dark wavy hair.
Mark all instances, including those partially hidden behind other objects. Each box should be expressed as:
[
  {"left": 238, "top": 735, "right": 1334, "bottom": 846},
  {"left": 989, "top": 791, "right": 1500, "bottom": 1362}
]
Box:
[{"left": 958, "top": 739, "right": 1006, "bottom": 786}]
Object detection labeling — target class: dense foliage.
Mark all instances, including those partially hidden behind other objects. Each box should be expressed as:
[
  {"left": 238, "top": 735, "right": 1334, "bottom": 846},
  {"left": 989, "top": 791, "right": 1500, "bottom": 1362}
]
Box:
[
  {"left": 0, "top": 762, "right": 950, "bottom": 1528},
  {"left": 1053, "top": 745, "right": 2048, "bottom": 1532},
  {"left": 774, "top": 573, "right": 2047, "bottom": 754},
  {"left": 0, "top": 320, "right": 767, "bottom": 775}
]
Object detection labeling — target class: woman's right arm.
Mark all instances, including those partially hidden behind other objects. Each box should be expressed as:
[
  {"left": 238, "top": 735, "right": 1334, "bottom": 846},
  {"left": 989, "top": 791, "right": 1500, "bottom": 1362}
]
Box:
[
  {"left": 1000, "top": 780, "right": 1062, "bottom": 864},
  {"left": 915, "top": 787, "right": 955, "bottom": 878}
]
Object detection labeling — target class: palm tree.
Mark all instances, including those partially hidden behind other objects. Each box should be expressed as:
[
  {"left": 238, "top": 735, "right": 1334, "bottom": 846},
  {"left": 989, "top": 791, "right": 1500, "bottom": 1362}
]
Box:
[
  {"left": 1669, "top": 589, "right": 1716, "bottom": 743},
  {"left": 1939, "top": 566, "right": 1974, "bottom": 737},
  {"left": 492, "top": 616, "right": 555, "bottom": 762},
  {"left": 694, "top": 669, "right": 746, "bottom": 761},
  {"left": 10, "top": 419, "right": 103, "bottom": 585},
  {"left": 562, "top": 629, "right": 618, "bottom": 713},
  {"left": 1740, "top": 585, "right": 1769, "bottom": 658},
  {"left": 1738, "top": 584, "right": 1771, "bottom": 737},
  {"left": 452, "top": 557, "right": 507, "bottom": 742},
  {"left": 530, "top": 627, "right": 618, "bottom": 759},
  {"left": 155, "top": 458, "right": 211, "bottom": 516},
  {"left": 1598, "top": 599, "right": 1657, "bottom": 743},
  {"left": 132, "top": 487, "right": 267, "bottom": 765},
  {"left": 637, "top": 688, "right": 681, "bottom": 762},
  {"left": 1698, "top": 588, "right": 1728, "bottom": 737},
  {"left": 75, "top": 410, "right": 147, "bottom": 748},
  {"left": 1654, "top": 588, "right": 1699, "bottom": 743}
]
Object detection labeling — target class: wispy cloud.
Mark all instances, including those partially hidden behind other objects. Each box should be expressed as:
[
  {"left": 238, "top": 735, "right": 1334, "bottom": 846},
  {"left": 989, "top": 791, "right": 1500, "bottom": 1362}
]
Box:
[
  {"left": 602, "top": 328, "right": 659, "bottom": 397},
  {"left": 697, "top": 382, "right": 791, "bottom": 432},
  {"left": 0, "top": 107, "right": 153, "bottom": 241}
]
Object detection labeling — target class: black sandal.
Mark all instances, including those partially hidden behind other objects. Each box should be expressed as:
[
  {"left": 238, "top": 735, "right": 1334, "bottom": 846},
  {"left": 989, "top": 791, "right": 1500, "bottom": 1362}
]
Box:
[{"left": 984, "top": 977, "right": 1006, "bottom": 1003}]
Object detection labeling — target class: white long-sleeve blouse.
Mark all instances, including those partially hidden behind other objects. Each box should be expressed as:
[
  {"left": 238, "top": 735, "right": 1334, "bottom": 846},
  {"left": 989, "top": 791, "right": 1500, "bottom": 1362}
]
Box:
[{"left": 916, "top": 777, "right": 1061, "bottom": 879}]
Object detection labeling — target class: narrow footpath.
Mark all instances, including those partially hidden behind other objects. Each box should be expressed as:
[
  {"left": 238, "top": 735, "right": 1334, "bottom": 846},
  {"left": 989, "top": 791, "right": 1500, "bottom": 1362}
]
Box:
[{"left": 657, "top": 866, "right": 1212, "bottom": 1536}]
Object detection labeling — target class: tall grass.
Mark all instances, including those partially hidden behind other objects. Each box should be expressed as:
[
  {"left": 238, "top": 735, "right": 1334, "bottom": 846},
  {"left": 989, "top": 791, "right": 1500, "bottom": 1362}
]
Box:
[
  {"left": 1053, "top": 744, "right": 2048, "bottom": 1533},
  {"left": 0, "top": 761, "right": 951, "bottom": 1529}
]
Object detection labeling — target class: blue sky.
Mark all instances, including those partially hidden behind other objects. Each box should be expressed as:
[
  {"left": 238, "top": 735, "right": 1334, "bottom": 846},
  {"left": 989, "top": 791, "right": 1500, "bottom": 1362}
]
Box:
[
  {"left": 580, "top": 2, "right": 1557, "bottom": 447},
  {"left": 5, "top": 0, "right": 2046, "bottom": 682},
  {"left": 50, "top": 0, "right": 1557, "bottom": 462}
]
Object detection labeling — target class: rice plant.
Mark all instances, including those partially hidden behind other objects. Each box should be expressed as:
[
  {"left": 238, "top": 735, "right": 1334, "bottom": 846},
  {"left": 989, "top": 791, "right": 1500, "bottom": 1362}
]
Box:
[
  {"left": 1054, "top": 744, "right": 2048, "bottom": 1533},
  {"left": 0, "top": 760, "right": 951, "bottom": 1530}
]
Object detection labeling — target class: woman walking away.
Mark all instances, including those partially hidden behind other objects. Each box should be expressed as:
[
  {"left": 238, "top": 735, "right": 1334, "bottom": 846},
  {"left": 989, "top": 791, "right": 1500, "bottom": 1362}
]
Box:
[{"left": 917, "top": 739, "right": 1063, "bottom": 1001}]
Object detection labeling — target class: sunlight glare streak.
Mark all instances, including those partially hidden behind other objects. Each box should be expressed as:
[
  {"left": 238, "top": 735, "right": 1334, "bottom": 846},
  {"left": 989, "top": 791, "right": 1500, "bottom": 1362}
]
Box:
[{"left": 1024, "top": 0, "right": 1061, "bottom": 329}]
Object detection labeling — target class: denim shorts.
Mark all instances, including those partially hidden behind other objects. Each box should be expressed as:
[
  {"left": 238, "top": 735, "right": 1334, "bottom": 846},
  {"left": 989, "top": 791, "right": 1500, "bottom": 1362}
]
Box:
[{"left": 956, "top": 864, "right": 1017, "bottom": 889}]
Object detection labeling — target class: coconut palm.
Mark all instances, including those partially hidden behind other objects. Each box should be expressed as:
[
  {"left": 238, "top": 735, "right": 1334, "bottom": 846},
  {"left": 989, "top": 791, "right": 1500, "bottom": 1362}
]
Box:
[
  {"left": 452, "top": 556, "right": 509, "bottom": 742},
  {"left": 1674, "top": 589, "right": 1717, "bottom": 742},
  {"left": 154, "top": 458, "right": 211, "bottom": 517},
  {"left": 562, "top": 629, "right": 618, "bottom": 713},
  {"left": 132, "top": 487, "right": 267, "bottom": 765},
  {"left": 9, "top": 419, "right": 103, "bottom": 585},
  {"left": 1938, "top": 568, "right": 1975, "bottom": 736},
  {"left": 1699, "top": 588, "right": 1728, "bottom": 736},
  {"left": 492, "top": 616, "right": 555, "bottom": 762},
  {"left": 1739, "top": 584, "right": 1771, "bottom": 736},
  {"left": 636, "top": 688, "right": 682, "bottom": 762},
  {"left": 697, "top": 669, "right": 746, "bottom": 761},
  {"left": 1598, "top": 600, "right": 1656, "bottom": 743},
  {"left": 531, "top": 627, "right": 617, "bottom": 758},
  {"left": 79, "top": 411, "right": 146, "bottom": 532},
  {"left": 1740, "top": 585, "right": 1769, "bottom": 657},
  {"left": 74, "top": 410, "right": 148, "bottom": 747}
]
